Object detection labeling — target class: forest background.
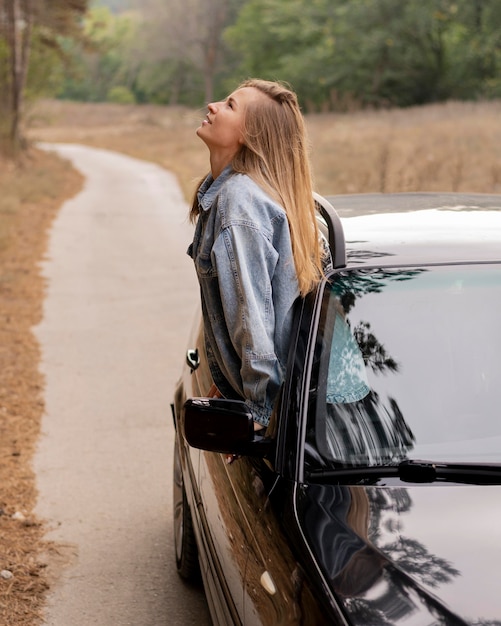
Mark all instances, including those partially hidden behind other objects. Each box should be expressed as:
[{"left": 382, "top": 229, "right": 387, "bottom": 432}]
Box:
[
  {"left": 1, "top": 0, "right": 501, "bottom": 156},
  {"left": 17, "top": 0, "right": 501, "bottom": 112}
]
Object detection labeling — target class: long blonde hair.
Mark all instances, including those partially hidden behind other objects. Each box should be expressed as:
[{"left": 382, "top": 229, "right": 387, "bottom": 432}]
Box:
[{"left": 191, "top": 78, "right": 323, "bottom": 296}]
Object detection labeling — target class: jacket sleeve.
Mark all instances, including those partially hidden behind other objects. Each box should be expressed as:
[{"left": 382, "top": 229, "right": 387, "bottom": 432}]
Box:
[{"left": 211, "top": 221, "right": 284, "bottom": 426}]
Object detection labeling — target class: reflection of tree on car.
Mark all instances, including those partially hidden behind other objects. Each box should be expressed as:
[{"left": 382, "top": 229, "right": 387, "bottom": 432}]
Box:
[
  {"left": 199, "top": 442, "right": 328, "bottom": 624},
  {"left": 301, "top": 485, "right": 460, "bottom": 624},
  {"left": 323, "top": 392, "right": 415, "bottom": 466},
  {"left": 312, "top": 269, "right": 427, "bottom": 467}
]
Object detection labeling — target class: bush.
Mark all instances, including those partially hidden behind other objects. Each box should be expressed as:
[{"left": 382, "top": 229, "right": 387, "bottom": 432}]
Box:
[{"left": 106, "top": 86, "right": 136, "bottom": 104}]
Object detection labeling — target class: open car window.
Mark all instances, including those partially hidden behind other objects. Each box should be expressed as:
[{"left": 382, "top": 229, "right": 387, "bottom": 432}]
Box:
[{"left": 305, "top": 264, "right": 501, "bottom": 472}]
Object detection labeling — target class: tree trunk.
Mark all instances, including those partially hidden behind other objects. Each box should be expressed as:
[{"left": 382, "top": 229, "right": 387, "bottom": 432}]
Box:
[
  {"left": 203, "top": 45, "right": 216, "bottom": 104},
  {"left": 0, "top": 0, "right": 87, "bottom": 157},
  {"left": 202, "top": 0, "right": 229, "bottom": 104},
  {"left": 2, "top": 0, "right": 33, "bottom": 156}
]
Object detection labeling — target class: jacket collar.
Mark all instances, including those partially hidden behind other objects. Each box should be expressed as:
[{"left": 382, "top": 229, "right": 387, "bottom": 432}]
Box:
[{"left": 197, "top": 165, "right": 234, "bottom": 212}]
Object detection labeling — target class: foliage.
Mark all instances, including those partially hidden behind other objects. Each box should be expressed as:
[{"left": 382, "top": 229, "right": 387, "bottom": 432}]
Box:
[
  {"left": 2, "top": 0, "right": 501, "bottom": 151},
  {"left": 57, "top": 0, "right": 501, "bottom": 110},
  {"left": 57, "top": 5, "right": 140, "bottom": 102},
  {"left": 224, "top": 0, "right": 501, "bottom": 110},
  {"left": 90, "top": 0, "right": 133, "bottom": 11},
  {"left": 57, "top": 0, "right": 246, "bottom": 106},
  {"left": 106, "top": 84, "right": 135, "bottom": 103},
  {"left": 0, "top": 0, "right": 89, "bottom": 155}
]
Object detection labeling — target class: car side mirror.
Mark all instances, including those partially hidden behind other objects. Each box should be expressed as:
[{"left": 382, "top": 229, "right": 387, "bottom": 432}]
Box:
[{"left": 183, "top": 398, "right": 273, "bottom": 458}]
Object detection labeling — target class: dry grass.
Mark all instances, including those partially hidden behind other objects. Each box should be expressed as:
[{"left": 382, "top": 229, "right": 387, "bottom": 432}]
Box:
[
  {"left": 0, "top": 149, "right": 83, "bottom": 625},
  {"left": 307, "top": 100, "right": 501, "bottom": 195},
  {"left": 29, "top": 98, "right": 501, "bottom": 200},
  {"left": 28, "top": 100, "right": 208, "bottom": 201},
  {"left": 1, "top": 96, "right": 499, "bottom": 625}
]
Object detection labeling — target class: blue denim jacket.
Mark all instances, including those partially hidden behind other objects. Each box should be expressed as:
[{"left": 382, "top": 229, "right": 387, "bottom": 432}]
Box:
[{"left": 187, "top": 166, "right": 300, "bottom": 426}]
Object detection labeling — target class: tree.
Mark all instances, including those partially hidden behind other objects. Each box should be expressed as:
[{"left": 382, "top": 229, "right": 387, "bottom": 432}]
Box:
[
  {"left": 224, "top": 0, "right": 339, "bottom": 108},
  {"left": 58, "top": 5, "right": 141, "bottom": 103},
  {"left": 224, "top": 0, "right": 501, "bottom": 110},
  {"left": 129, "top": 0, "right": 244, "bottom": 105},
  {"left": 58, "top": 0, "right": 242, "bottom": 107},
  {"left": 0, "top": 0, "right": 88, "bottom": 156},
  {"left": 0, "top": 0, "right": 34, "bottom": 154},
  {"left": 445, "top": 0, "right": 501, "bottom": 99}
]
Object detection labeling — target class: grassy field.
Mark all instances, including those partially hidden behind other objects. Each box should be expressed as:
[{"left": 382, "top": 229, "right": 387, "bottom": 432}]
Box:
[
  {"left": 0, "top": 96, "right": 500, "bottom": 623},
  {"left": 29, "top": 98, "right": 501, "bottom": 200}
]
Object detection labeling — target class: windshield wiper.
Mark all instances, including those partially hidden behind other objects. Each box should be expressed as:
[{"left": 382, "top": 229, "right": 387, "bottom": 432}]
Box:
[{"left": 308, "top": 460, "right": 501, "bottom": 485}]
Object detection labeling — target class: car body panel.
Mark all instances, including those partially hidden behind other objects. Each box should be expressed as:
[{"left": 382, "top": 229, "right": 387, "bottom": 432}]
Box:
[
  {"left": 297, "top": 483, "right": 501, "bottom": 624},
  {"left": 199, "top": 454, "right": 329, "bottom": 625}
]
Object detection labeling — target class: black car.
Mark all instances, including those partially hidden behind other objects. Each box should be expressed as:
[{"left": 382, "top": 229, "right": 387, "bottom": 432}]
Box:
[{"left": 172, "top": 193, "right": 501, "bottom": 626}]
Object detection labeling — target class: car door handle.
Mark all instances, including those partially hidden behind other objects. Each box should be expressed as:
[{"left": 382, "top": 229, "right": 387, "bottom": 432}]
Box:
[{"left": 186, "top": 348, "right": 200, "bottom": 371}]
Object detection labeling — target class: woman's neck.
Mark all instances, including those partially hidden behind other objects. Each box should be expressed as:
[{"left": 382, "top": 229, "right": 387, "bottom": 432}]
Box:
[{"left": 210, "top": 153, "right": 234, "bottom": 180}]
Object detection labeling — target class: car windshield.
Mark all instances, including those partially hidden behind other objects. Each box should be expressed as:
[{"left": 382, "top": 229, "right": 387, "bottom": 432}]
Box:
[{"left": 305, "top": 263, "right": 501, "bottom": 472}]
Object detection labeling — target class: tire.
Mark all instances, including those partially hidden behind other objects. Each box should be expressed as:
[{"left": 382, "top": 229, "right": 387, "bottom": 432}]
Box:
[{"left": 173, "top": 433, "right": 200, "bottom": 583}]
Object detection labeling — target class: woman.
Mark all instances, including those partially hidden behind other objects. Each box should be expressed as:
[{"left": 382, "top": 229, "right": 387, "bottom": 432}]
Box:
[{"left": 188, "top": 79, "right": 327, "bottom": 430}]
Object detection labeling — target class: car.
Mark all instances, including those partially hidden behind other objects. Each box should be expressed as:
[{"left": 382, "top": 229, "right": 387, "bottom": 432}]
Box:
[{"left": 171, "top": 192, "right": 501, "bottom": 626}]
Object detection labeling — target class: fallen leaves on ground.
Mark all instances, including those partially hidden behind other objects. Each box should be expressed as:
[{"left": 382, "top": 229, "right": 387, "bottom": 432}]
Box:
[{"left": 0, "top": 148, "right": 83, "bottom": 625}]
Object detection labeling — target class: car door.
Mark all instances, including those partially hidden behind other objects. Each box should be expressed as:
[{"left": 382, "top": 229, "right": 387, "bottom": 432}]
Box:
[
  {"left": 182, "top": 319, "right": 246, "bottom": 623},
  {"left": 198, "top": 440, "right": 329, "bottom": 625},
  {"left": 190, "top": 301, "right": 329, "bottom": 624}
]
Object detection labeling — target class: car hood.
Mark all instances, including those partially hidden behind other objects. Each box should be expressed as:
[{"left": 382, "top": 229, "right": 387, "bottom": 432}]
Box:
[{"left": 296, "top": 482, "right": 501, "bottom": 625}]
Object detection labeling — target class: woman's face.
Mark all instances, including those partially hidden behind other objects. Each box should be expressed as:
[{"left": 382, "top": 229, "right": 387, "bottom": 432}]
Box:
[{"left": 197, "top": 86, "right": 264, "bottom": 161}]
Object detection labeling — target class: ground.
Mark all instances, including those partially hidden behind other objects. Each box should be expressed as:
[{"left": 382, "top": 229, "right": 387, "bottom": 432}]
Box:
[{"left": 0, "top": 149, "right": 83, "bottom": 624}]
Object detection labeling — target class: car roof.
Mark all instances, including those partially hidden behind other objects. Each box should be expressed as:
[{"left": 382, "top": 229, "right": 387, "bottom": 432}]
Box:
[{"left": 324, "top": 192, "right": 501, "bottom": 267}]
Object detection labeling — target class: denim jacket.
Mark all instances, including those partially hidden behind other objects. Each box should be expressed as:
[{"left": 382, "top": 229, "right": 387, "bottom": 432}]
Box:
[{"left": 187, "top": 166, "right": 300, "bottom": 426}]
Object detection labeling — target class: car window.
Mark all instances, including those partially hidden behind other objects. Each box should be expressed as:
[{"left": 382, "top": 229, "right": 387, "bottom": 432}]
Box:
[{"left": 306, "top": 264, "right": 501, "bottom": 470}]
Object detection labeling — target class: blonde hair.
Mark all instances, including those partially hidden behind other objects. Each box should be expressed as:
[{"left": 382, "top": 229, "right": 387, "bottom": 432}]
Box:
[{"left": 191, "top": 78, "right": 323, "bottom": 296}]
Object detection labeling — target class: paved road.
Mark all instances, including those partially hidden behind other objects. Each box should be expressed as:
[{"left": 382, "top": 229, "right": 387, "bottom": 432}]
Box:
[{"left": 34, "top": 144, "right": 211, "bottom": 626}]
